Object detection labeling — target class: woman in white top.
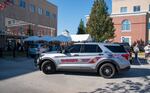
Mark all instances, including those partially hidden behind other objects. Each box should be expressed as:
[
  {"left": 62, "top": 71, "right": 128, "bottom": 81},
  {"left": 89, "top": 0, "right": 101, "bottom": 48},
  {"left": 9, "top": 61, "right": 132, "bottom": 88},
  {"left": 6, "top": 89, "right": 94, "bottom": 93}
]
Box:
[{"left": 144, "top": 44, "right": 150, "bottom": 58}]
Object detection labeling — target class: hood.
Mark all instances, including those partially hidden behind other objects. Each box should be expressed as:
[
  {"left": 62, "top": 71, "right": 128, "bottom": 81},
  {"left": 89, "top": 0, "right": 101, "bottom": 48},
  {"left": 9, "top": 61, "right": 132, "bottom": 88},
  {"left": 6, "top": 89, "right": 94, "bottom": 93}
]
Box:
[{"left": 42, "top": 52, "right": 66, "bottom": 58}]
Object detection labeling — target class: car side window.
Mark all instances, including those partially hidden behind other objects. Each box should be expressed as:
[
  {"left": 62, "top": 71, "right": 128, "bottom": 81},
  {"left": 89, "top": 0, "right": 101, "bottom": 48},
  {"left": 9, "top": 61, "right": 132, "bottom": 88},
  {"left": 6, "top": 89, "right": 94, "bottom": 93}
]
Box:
[
  {"left": 68, "top": 45, "right": 81, "bottom": 53},
  {"left": 82, "top": 44, "right": 102, "bottom": 53}
]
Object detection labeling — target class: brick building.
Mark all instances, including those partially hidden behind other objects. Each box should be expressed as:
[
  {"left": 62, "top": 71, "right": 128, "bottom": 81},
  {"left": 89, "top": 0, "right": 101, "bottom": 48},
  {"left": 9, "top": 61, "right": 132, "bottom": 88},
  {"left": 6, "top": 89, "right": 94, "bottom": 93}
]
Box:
[
  {"left": 111, "top": 0, "right": 150, "bottom": 45},
  {"left": 0, "top": 0, "right": 57, "bottom": 37}
]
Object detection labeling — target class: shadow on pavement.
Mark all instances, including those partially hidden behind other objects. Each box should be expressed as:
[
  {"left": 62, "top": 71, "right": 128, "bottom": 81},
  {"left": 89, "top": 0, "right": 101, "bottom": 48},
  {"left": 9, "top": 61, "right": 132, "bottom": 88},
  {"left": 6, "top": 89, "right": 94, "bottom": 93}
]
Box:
[
  {"left": 57, "top": 71, "right": 99, "bottom": 77},
  {"left": 117, "top": 67, "right": 150, "bottom": 78},
  {"left": 132, "top": 57, "right": 149, "bottom": 65},
  {"left": 0, "top": 58, "right": 37, "bottom": 80},
  {"left": 79, "top": 77, "right": 150, "bottom": 93},
  {"left": 55, "top": 66, "right": 150, "bottom": 79}
]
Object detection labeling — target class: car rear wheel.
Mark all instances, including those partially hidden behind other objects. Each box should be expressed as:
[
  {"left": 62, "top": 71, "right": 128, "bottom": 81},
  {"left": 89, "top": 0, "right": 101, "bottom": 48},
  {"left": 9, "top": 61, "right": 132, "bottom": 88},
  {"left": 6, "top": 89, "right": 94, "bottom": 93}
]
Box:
[
  {"left": 99, "top": 63, "right": 116, "bottom": 78},
  {"left": 41, "top": 61, "right": 56, "bottom": 74}
]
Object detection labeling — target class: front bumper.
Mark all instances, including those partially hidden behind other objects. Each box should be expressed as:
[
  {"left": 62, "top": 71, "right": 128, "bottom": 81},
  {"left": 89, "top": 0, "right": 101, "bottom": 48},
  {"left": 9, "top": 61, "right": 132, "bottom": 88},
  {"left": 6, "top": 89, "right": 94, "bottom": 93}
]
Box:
[{"left": 34, "top": 58, "right": 41, "bottom": 69}]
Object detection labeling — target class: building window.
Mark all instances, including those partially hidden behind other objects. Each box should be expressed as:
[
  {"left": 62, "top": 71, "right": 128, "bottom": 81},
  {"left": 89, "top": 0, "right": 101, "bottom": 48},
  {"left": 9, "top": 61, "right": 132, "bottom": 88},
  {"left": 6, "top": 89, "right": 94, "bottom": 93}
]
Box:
[
  {"left": 8, "top": 21, "right": 11, "bottom": 25},
  {"left": 29, "top": 4, "right": 35, "bottom": 13},
  {"left": 19, "top": 0, "right": 26, "bottom": 8},
  {"left": 46, "top": 10, "right": 50, "bottom": 17},
  {"left": 120, "top": 7, "right": 127, "bottom": 13},
  {"left": 121, "top": 36, "right": 131, "bottom": 45},
  {"left": 121, "top": 20, "right": 131, "bottom": 31},
  {"left": 12, "top": 20, "right": 15, "bottom": 24},
  {"left": 148, "top": 23, "right": 150, "bottom": 29},
  {"left": 133, "top": 5, "right": 140, "bottom": 12},
  {"left": 50, "top": 13, "right": 56, "bottom": 27},
  {"left": 38, "top": 7, "right": 43, "bottom": 15}
]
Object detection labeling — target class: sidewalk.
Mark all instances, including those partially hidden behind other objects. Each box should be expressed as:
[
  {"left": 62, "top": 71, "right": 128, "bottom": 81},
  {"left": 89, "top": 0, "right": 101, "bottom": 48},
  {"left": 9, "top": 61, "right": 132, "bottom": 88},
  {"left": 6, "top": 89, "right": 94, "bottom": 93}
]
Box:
[{"left": 0, "top": 57, "right": 34, "bottom": 63}]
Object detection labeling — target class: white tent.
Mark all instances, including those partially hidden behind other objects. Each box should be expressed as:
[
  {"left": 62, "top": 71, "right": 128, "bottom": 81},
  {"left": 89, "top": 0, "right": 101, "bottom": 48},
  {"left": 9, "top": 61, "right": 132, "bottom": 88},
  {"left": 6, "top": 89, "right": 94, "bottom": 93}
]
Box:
[
  {"left": 71, "top": 34, "right": 92, "bottom": 42},
  {"left": 53, "top": 35, "right": 72, "bottom": 42},
  {"left": 39, "top": 35, "right": 53, "bottom": 42},
  {"left": 24, "top": 36, "right": 40, "bottom": 42}
]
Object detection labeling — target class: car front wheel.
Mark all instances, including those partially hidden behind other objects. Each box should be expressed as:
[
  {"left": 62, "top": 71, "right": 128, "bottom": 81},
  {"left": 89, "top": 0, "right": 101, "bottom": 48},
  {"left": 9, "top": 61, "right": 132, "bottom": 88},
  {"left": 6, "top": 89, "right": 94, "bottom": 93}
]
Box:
[
  {"left": 99, "top": 63, "right": 116, "bottom": 78},
  {"left": 41, "top": 61, "right": 56, "bottom": 74}
]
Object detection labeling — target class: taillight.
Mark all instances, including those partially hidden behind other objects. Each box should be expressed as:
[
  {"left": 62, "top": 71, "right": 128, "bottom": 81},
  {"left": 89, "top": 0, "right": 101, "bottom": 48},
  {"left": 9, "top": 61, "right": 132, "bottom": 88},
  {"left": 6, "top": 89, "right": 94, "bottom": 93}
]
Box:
[{"left": 121, "top": 54, "right": 129, "bottom": 60}]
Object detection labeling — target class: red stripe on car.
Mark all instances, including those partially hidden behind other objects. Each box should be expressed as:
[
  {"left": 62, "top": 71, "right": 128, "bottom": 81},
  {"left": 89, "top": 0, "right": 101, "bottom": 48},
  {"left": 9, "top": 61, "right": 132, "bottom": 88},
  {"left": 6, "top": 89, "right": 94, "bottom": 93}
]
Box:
[
  {"left": 88, "top": 57, "right": 101, "bottom": 64},
  {"left": 61, "top": 59, "right": 78, "bottom": 64}
]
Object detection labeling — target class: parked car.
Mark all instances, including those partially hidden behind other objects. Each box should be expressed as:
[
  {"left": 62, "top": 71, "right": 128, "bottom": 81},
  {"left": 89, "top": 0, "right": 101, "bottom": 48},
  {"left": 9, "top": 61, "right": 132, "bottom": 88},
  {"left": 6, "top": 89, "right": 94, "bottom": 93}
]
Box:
[
  {"left": 28, "top": 43, "right": 49, "bottom": 57},
  {"left": 34, "top": 43, "right": 130, "bottom": 78}
]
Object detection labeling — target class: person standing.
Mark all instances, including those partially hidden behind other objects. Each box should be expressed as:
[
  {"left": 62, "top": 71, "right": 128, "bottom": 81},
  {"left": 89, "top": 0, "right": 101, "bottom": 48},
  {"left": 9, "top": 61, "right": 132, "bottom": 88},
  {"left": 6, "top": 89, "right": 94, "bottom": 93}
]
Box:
[
  {"left": 144, "top": 44, "right": 150, "bottom": 58},
  {"left": 133, "top": 44, "right": 140, "bottom": 64},
  {"left": 12, "top": 42, "right": 16, "bottom": 58}
]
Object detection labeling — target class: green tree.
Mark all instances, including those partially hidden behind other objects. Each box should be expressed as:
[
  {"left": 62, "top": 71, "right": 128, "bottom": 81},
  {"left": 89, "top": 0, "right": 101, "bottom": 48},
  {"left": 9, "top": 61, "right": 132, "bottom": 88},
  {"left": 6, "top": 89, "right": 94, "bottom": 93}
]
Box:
[
  {"left": 86, "top": 0, "right": 115, "bottom": 42},
  {"left": 77, "top": 19, "right": 86, "bottom": 34},
  {"left": 27, "top": 25, "right": 33, "bottom": 36}
]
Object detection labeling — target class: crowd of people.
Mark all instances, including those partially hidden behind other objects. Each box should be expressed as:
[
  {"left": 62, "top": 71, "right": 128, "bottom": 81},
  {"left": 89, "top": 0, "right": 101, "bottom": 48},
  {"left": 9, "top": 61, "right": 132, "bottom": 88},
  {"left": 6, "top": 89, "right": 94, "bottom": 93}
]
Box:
[{"left": 133, "top": 43, "right": 150, "bottom": 64}]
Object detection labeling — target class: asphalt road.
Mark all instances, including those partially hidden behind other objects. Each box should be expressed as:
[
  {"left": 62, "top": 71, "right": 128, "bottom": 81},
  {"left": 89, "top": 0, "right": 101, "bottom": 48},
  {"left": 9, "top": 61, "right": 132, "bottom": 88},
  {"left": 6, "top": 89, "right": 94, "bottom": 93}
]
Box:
[{"left": 0, "top": 58, "right": 150, "bottom": 93}]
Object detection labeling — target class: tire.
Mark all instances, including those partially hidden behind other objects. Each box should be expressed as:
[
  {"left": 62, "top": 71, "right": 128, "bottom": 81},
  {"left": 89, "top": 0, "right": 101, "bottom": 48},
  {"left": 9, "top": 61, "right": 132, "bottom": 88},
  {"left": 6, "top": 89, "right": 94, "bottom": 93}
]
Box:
[
  {"left": 99, "top": 63, "right": 116, "bottom": 78},
  {"left": 41, "top": 61, "right": 56, "bottom": 74}
]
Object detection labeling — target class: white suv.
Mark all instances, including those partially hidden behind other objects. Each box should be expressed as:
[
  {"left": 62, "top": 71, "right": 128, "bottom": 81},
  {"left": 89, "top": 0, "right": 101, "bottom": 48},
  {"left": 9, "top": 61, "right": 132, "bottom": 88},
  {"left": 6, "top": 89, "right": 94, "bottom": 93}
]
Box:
[
  {"left": 35, "top": 43, "right": 130, "bottom": 78},
  {"left": 29, "top": 43, "right": 49, "bottom": 56}
]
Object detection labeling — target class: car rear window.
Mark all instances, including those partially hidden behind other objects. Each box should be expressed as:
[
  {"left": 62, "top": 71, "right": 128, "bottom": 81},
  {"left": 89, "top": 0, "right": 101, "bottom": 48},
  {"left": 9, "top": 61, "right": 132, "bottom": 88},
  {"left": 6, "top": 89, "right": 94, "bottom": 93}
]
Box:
[
  {"left": 105, "top": 45, "right": 127, "bottom": 53},
  {"left": 82, "top": 44, "right": 102, "bottom": 53}
]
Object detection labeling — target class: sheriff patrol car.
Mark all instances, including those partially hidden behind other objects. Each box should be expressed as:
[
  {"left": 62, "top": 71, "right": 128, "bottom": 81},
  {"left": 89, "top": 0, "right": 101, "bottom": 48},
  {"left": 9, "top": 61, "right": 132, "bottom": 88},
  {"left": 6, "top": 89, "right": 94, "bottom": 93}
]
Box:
[{"left": 35, "top": 43, "right": 130, "bottom": 78}]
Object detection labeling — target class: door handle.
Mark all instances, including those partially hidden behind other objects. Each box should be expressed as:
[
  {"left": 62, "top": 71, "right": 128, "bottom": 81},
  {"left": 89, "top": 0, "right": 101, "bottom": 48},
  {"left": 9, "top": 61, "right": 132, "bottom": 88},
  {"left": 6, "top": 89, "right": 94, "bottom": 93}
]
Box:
[
  {"left": 99, "top": 54, "right": 103, "bottom": 56},
  {"left": 73, "top": 54, "right": 79, "bottom": 56}
]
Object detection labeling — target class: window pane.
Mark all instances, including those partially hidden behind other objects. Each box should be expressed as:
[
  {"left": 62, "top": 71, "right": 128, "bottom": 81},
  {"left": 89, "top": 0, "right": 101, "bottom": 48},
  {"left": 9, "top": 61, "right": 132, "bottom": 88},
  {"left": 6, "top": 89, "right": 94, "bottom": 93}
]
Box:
[
  {"left": 46, "top": 10, "right": 50, "bottom": 17},
  {"left": 38, "top": 7, "right": 43, "bottom": 15},
  {"left": 120, "top": 7, "right": 127, "bottom": 13},
  {"left": 30, "top": 4, "right": 35, "bottom": 12},
  {"left": 133, "top": 6, "right": 140, "bottom": 12},
  {"left": 122, "top": 20, "right": 131, "bottom": 31},
  {"left": 82, "top": 45, "right": 102, "bottom": 53},
  {"left": 68, "top": 45, "right": 81, "bottom": 53},
  {"left": 105, "top": 45, "right": 127, "bottom": 53},
  {"left": 19, "top": 0, "right": 26, "bottom": 8},
  {"left": 148, "top": 23, "right": 150, "bottom": 29}
]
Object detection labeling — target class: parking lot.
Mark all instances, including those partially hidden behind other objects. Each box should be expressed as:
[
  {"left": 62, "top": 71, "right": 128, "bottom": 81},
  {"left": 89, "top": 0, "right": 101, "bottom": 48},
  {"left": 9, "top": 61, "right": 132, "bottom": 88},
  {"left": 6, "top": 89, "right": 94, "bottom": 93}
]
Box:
[{"left": 0, "top": 57, "right": 150, "bottom": 93}]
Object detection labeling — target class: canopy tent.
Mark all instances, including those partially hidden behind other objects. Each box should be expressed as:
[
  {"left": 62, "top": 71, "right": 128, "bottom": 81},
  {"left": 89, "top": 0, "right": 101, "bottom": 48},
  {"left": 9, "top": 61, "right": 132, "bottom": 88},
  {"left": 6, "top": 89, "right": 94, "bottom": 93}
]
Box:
[
  {"left": 71, "top": 34, "right": 92, "bottom": 42},
  {"left": 39, "top": 35, "right": 53, "bottom": 42},
  {"left": 24, "top": 36, "right": 40, "bottom": 42},
  {"left": 53, "top": 35, "right": 72, "bottom": 42}
]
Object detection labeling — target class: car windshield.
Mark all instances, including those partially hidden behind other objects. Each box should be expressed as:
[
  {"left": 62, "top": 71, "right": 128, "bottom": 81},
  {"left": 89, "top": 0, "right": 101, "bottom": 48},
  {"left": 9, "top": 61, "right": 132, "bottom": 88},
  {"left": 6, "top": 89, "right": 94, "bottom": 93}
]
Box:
[
  {"left": 105, "top": 45, "right": 127, "bottom": 53},
  {"left": 49, "top": 46, "right": 61, "bottom": 51},
  {"left": 30, "top": 44, "right": 39, "bottom": 48}
]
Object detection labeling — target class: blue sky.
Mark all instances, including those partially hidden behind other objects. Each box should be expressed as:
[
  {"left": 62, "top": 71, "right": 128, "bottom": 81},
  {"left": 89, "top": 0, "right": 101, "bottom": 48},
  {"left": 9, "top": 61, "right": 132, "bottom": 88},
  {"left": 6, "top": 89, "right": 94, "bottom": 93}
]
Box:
[{"left": 48, "top": 0, "right": 112, "bottom": 35}]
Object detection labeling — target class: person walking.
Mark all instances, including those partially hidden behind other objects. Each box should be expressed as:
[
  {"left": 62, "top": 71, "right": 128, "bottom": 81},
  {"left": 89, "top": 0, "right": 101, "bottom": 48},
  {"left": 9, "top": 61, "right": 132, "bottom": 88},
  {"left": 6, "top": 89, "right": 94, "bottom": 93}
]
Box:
[{"left": 133, "top": 44, "right": 140, "bottom": 64}]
